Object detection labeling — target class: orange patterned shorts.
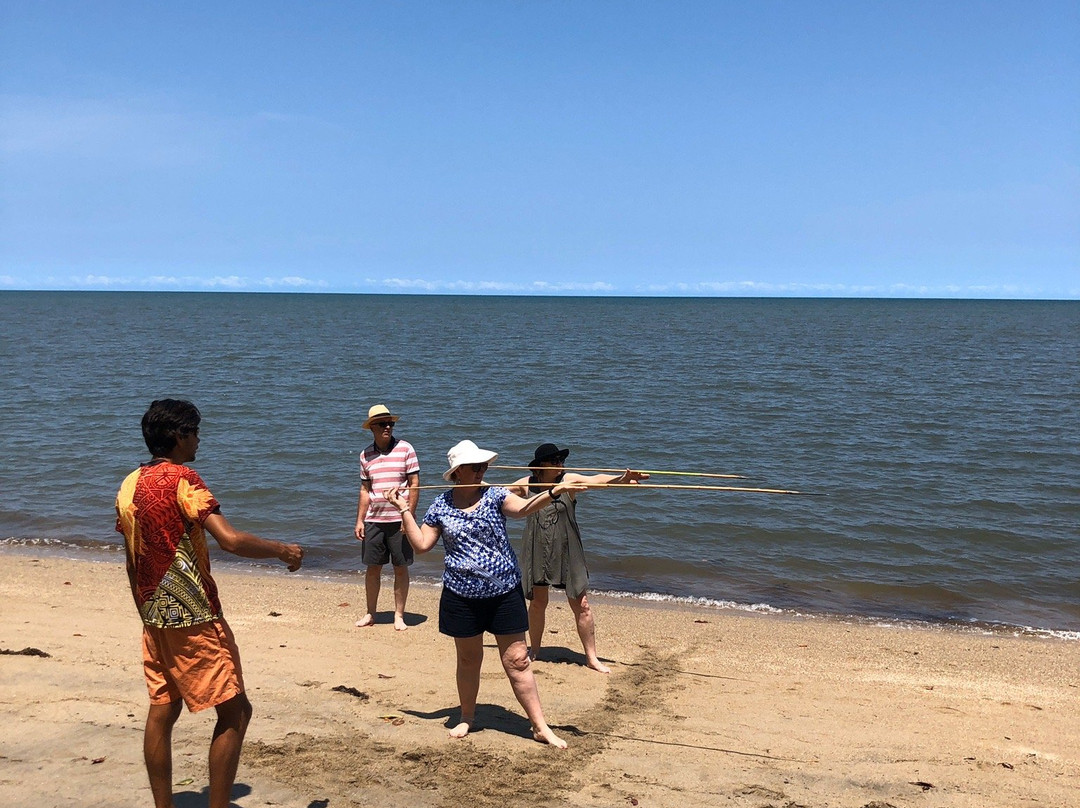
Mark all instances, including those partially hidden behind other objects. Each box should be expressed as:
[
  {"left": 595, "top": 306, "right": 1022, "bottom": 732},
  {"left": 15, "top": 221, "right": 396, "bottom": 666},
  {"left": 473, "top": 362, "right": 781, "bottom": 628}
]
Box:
[{"left": 141, "top": 618, "right": 245, "bottom": 712}]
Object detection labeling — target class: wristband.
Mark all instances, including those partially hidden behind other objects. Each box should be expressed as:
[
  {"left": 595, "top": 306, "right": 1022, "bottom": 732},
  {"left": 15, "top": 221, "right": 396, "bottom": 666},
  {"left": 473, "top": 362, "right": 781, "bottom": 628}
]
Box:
[{"left": 548, "top": 489, "right": 560, "bottom": 501}]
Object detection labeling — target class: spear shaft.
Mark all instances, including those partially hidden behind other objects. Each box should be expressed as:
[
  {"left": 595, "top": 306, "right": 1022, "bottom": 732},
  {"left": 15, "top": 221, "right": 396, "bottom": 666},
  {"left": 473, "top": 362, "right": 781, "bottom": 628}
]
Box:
[
  {"left": 405, "top": 481, "right": 817, "bottom": 495},
  {"left": 490, "top": 464, "right": 749, "bottom": 480}
]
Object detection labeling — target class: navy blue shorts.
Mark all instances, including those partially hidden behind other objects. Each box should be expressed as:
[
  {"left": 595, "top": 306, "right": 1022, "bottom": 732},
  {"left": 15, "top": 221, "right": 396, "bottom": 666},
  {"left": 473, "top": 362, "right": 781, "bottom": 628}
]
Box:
[{"left": 438, "top": 585, "right": 529, "bottom": 638}]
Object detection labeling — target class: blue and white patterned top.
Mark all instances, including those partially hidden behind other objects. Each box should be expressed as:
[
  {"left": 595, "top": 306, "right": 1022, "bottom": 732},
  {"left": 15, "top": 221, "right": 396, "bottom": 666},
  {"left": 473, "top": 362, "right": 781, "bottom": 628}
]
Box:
[{"left": 422, "top": 486, "right": 521, "bottom": 599}]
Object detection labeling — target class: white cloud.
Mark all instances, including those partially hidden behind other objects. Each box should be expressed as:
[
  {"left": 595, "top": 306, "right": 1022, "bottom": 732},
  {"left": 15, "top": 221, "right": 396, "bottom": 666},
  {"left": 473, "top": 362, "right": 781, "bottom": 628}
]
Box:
[
  {"left": 77, "top": 274, "right": 132, "bottom": 287},
  {"left": 0, "top": 272, "right": 333, "bottom": 292},
  {"left": 369, "top": 277, "right": 443, "bottom": 292},
  {"left": 364, "top": 277, "right": 615, "bottom": 294},
  {"left": 203, "top": 276, "right": 247, "bottom": 289},
  {"left": 146, "top": 275, "right": 183, "bottom": 287},
  {"left": 262, "top": 276, "right": 330, "bottom": 289},
  {"left": 0, "top": 271, "right": 1073, "bottom": 299},
  {"left": 635, "top": 280, "right": 1063, "bottom": 299},
  {"left": 531, "top": 280, "right": 616, "bottom": 293},
  {"left": 639, "top": 280, "right": 868, "bottom": 295}
]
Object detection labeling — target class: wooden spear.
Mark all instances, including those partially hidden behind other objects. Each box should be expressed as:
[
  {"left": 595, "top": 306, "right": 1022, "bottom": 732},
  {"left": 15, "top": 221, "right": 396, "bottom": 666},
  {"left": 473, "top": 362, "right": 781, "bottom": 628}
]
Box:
[
  {"left": 405, "top": 481, "right": 819, "bottom": 496},
  {"left": 490, "top": 465, "right": 750, "bottom": 480}
]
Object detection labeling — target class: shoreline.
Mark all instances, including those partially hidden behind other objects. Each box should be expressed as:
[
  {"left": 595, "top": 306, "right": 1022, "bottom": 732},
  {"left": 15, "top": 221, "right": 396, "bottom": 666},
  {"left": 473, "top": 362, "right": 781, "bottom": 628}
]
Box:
[
  {"left": 3, "top": 551, "right": 1079, "bottom": 807},
  {"left": 4, "top": 537, "right": 1078, "bottom": 642}
]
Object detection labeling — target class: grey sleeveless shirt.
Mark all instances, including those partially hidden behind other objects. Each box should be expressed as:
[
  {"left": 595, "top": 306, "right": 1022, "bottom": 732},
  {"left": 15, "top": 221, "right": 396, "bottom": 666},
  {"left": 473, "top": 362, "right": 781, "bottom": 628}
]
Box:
[{"left": 520, "top": 482, "right": 589, "bottom": 600}]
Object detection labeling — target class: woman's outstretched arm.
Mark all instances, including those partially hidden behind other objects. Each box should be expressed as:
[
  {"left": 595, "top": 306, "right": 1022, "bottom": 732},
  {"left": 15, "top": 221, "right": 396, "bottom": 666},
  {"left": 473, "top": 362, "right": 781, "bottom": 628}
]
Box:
[{"left": 501, "top": 479, "right": 590, "bottom": 518}]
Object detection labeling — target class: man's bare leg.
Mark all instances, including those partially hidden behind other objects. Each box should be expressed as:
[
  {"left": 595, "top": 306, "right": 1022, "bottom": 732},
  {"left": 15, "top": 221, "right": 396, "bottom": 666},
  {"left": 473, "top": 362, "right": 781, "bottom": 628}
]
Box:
[
  {"left": 527, "top": 585, "right": 549, "bottom": 659},
  {"left": 495, "top": 633, "right": 567, "bottom": 748},
  {"left": 568, "top": 592, "right": 610, "bottom": 673},
  {"left": 393, "top": 565, "right": 410, "bottom": 631},
  {"left": 450, "top": 635, "right": 483, "bottom": 737},
  {"left": 356, "top": 564, "right": 383, "bottom": 627},
  {"left": 144, "top": 700, "right": 182, "bottom": 808},
  {"left": 208, "top": 693, "right": 252, "bottom": 808}
]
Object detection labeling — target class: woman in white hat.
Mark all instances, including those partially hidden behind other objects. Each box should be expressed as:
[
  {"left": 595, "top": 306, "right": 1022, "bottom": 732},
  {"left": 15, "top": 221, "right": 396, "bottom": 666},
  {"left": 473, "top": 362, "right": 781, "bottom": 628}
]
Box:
[
  {"left": 385, "top": 439, "right": 584, "bottom": 747},
  {"left": 509, "top": 443, "right": 648, "bottom": 673}
]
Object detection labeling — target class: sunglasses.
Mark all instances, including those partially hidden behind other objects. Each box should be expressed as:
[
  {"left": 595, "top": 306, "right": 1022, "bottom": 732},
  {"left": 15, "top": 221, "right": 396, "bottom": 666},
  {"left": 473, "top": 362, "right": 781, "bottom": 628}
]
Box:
[
  {"left": 371, "top": 421, "right": 394, "bottom": 429},
  {"left": 464, "top": 462, "right": 488, "bottom": 472}
]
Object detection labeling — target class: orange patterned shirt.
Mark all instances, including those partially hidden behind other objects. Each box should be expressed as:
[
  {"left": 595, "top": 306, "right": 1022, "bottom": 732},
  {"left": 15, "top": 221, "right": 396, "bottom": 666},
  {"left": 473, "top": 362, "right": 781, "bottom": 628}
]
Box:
[{"left": 115, "top": 461, "right": 222, "bottom": 628}]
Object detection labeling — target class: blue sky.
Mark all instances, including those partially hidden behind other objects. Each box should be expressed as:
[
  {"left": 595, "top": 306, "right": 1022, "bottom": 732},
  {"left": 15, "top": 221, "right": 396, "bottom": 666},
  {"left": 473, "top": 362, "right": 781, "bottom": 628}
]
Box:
[{"left": 1, "top": 1, "right": 1077, "bottom": 298}]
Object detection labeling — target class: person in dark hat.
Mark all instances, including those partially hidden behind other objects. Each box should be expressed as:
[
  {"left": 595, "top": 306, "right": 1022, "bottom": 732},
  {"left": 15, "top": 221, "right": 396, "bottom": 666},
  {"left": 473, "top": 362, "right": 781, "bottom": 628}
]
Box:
[{"left": 508, "top": 443, "right": 648, "bottom": 673}]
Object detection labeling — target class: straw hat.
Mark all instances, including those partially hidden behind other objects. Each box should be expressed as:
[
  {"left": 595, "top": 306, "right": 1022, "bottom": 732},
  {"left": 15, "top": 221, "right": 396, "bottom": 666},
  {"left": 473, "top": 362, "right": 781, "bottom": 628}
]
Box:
[
  {"left": 443, "top": 440, "right": 498, "bottom": 481},
  {"left": 529, "top": 442, "right": 570, "bottom": 467},
  {"left": 362, "top": 404, "right": 401, "bottom": 430}
]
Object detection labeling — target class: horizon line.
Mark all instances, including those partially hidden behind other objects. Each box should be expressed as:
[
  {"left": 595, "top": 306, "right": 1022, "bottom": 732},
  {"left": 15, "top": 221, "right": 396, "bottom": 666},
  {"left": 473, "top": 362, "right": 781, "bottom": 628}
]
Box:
[{"left": 1, "top": 287, "right": 1077, "bottom": 302}]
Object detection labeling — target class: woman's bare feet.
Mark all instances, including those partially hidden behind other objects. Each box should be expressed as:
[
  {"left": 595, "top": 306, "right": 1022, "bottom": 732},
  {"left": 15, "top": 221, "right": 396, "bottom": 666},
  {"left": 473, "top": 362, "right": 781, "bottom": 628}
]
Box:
[
  {"left": 448, "top": 720, "right": 472, "bottom": 739},
  {"left": 586, "top": 658, "right": 611, "bottom": 674},
  {"left": 533, "top": 725, "right": 568, "bottom": 748}
]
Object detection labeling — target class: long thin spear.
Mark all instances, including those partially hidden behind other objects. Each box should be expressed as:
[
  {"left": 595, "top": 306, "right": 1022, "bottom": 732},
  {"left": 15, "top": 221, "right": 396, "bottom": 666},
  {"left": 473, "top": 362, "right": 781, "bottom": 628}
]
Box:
[
  {"left": 490, "top": 465, "right": 750, "bottom": 480},
  {"left": 405, "top": 481, "right": 819, "bottom": 496},
  {"left": 583, "top": 482, "right": 820, "bottom": 496}
]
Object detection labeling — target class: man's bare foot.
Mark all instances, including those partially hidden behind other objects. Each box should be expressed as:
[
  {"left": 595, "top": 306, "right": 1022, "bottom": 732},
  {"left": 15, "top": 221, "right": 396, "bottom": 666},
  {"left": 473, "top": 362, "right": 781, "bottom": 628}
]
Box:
[
  {"left": 533, "top": 725, "right": 567, "bottom": 748},
  {"left": 394, "top": 615, "right": 408, "bottom": 631},
  {"left": 354, "top": 614, "right": 375, "bottom": 628},
  {"left": 527, "top": 646, "right": 536, "bottom": 661},
  {"left": 586, "top": 658, "right": 611, "bottom": 674},
  {"left": 448, "top": 720, "right": 472, "bottom": 738}
]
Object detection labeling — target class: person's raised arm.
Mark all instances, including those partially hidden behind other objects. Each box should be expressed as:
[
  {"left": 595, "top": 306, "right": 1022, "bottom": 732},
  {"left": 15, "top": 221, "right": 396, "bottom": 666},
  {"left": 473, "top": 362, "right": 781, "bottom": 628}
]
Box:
[
  {"left": 384, "top": 487, "right": 441, "bottom": 552},
  {"left": 501, "top": 479, "right": 590, "bottom": 519},
  {"left": 561, "top": 468, "right": 650, "bottom": 495},
  {"left": 204, "top": 512, "right": 303, "bottom": 571},
  {"left": 506, "top": 475, "right": 532, "bottom": 498}
]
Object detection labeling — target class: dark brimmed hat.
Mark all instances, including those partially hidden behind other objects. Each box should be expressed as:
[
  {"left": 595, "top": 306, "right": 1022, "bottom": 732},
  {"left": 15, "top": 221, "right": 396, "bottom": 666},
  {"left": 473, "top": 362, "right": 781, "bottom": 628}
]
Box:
[{"left": 529, "top": 442, "right": 570, "bottom": 467}]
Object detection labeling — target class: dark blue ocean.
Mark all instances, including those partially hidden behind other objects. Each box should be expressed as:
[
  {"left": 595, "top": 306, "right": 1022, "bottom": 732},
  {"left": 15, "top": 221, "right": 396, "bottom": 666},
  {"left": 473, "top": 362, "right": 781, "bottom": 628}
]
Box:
[{"left": 2, "top": 292, "right": 1078, "bottom": 638}]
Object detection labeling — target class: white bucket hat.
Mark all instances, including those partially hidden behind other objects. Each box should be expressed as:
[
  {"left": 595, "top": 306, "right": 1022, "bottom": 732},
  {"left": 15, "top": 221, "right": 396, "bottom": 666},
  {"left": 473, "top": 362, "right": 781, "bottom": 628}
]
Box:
[{"left": 443, "top": 440, "right": 498, "bottom": 481}]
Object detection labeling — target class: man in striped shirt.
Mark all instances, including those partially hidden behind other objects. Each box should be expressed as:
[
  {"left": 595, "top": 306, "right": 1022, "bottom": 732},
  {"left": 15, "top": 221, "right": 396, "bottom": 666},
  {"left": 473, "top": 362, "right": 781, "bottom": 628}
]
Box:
[{"left": 353, "top": 404, "right": 420, "bottom": 631}]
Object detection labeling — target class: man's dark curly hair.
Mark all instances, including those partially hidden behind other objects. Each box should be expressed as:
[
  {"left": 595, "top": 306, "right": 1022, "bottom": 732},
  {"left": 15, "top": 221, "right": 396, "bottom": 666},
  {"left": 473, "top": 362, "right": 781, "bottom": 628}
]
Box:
[{"left": 141, "top": 399, "right": 201, "bottom": 457}]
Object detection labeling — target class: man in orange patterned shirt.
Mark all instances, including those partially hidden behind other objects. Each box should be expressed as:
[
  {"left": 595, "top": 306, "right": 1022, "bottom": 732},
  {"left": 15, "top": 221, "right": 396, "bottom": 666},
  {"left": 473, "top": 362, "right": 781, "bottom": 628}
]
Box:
[{"left": 116, "top": 399, "right": 303, "bottom": 808}]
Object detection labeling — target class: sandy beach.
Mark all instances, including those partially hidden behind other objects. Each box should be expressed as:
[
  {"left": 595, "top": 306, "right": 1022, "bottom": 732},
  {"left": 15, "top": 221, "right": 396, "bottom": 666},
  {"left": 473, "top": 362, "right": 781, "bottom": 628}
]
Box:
[{"left": 1, "top": 552, "right": 1077, "bottom": 808}]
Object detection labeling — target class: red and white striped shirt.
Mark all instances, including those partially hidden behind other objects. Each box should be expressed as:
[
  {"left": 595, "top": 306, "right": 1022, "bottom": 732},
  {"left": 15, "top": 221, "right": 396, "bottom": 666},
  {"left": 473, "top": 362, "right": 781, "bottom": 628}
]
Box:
[{"left": 359, "top": 439, "right": 420, "bottom": 522}]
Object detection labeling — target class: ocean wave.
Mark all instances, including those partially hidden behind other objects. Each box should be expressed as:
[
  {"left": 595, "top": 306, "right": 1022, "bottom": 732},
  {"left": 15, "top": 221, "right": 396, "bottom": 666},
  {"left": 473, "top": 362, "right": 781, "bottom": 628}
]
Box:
[
  {"left": 0, "top": 536, "right": 122, "bottom": 553},
  {"left": 597, "top": 588, "right": 784, "bottom": 614},
  {"left": 4, "top": 538, "right": 1077, "bottom": 641}
]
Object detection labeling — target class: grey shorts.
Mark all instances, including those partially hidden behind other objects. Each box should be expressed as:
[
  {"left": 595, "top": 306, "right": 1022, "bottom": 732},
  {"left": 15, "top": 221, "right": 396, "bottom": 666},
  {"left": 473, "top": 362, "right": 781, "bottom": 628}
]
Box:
[{"left": 362, "top": 521, "right": 414, "bottom": 567}]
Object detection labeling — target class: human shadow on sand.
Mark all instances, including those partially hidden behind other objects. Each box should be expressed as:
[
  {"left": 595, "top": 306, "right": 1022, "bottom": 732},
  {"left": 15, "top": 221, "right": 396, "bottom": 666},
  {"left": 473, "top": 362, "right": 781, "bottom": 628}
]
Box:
[
  {"left": 532, "top": 644, "right": 614, "bottom": 669},
  {"left": 357, "top": 610, "right": 429, "bottom": 627},
  {"left": 174, "top": 783, "right": 328, "bottom": 808},
  {"left": 173, "top": 782, "right": 251, "bottom": 808},
  {"left": 402, "top": 703, "right": 536, "bottom": 740}
]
